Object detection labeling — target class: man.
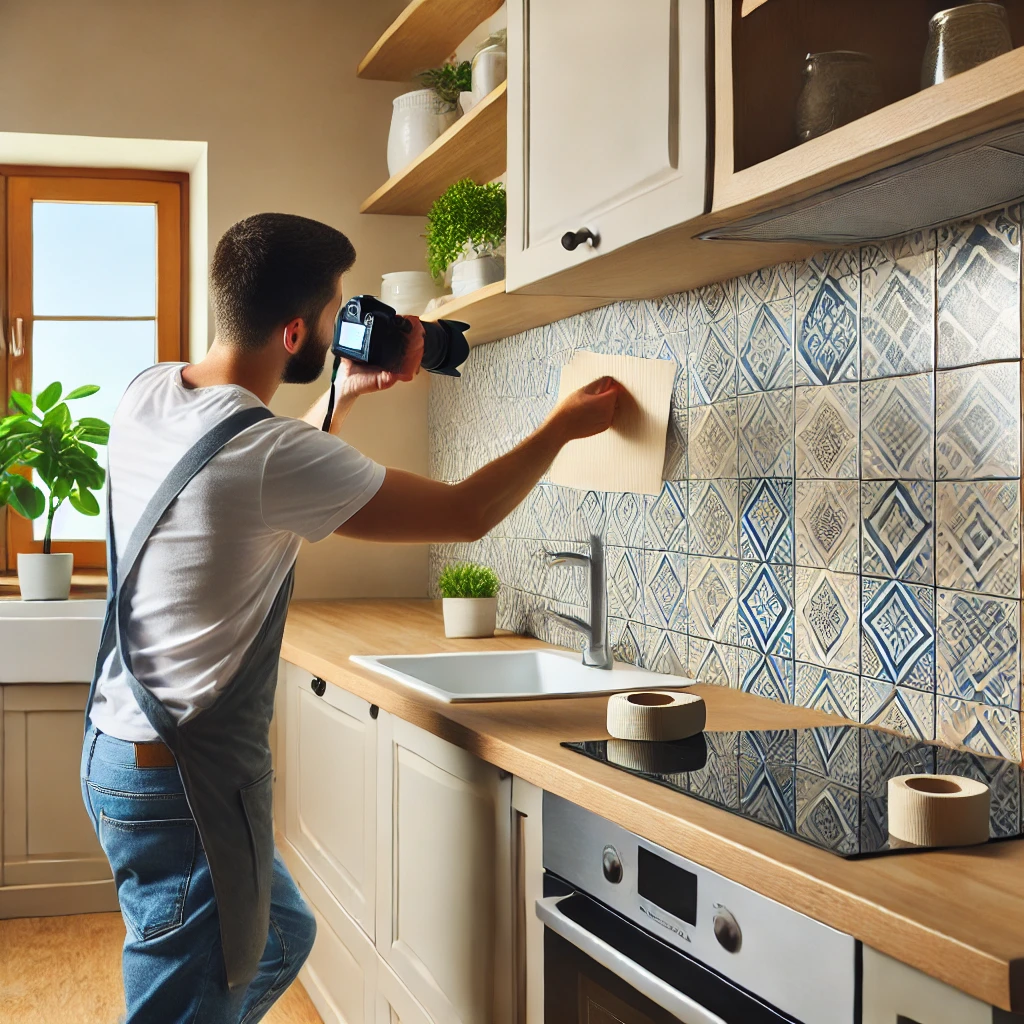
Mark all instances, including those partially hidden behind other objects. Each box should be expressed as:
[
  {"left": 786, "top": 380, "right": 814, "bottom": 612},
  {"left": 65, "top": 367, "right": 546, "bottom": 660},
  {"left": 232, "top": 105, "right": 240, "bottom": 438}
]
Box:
[{"left": 80, "top": 212, "right": 621, "bottom": 1023}]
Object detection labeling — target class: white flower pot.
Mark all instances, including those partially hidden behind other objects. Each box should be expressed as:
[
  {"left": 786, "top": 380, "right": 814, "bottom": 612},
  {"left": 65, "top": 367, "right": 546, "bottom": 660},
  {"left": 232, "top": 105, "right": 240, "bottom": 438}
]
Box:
[
  {"left": 380, "top": 271, "right": 443, "bottom": 316},
  {"left": 387, "top": 89, "right": 458, "bottom": 177},
  {"left": 459, "top": 91, "right": 477, "bottom": 116},
  {"left": 17, "top": 553, "right": 74, "bottom": 601},
  {"left": 443, "top": 597, "right": 497, "bottom": 639},
  {"left": 450, "top": 253, "right": 505, "bottom": 297}
]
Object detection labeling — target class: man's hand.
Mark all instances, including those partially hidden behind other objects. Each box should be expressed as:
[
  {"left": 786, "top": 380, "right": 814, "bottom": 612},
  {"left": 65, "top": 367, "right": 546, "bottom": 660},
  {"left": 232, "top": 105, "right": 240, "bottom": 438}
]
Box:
[
  {"left": 338, "top": 316, "right": 425, "bottom": 398},
  {"left": 546, "top": 376, "right": 623, "bottom": 443}
]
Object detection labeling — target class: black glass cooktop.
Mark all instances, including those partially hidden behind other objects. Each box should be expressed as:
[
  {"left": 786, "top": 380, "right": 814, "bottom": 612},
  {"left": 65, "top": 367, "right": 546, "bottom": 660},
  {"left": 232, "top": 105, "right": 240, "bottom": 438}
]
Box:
[{"left": 564, "top": 726, "right": 1024, "bottom": 858}]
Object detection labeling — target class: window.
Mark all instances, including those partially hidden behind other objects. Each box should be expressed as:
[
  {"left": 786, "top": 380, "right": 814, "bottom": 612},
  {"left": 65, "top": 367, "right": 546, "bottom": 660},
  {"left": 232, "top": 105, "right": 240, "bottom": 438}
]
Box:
[{"left": 3, "top": 172, "right": 188, "bottom": 569}]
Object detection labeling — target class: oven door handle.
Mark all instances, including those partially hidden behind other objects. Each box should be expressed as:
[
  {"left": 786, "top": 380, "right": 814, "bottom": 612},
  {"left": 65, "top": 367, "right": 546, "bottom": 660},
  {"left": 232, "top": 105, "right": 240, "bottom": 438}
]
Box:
[{"left": 536, "top": 895, "right": 729, "bottom": 1024}]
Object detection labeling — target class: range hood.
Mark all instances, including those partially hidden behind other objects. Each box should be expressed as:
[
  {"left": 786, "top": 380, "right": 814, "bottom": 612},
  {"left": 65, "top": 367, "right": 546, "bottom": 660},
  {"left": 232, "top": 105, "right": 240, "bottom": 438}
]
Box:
[{"left": 701, "top": 121, "right": 1024, "bottom": 244}]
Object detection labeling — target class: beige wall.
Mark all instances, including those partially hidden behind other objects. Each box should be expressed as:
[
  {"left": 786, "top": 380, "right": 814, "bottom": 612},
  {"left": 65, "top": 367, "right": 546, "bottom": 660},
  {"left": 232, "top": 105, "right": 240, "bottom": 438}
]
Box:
[{"left": 0, "top": 0, "right": 433, "bottom": 597}]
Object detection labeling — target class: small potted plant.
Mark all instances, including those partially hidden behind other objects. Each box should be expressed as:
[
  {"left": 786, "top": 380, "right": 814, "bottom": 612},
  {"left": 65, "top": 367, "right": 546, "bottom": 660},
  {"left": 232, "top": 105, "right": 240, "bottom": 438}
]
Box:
[
  {"left": 426, "top": 179, "right": 506, "bottom": 297},
  {"left": 0, "top": 382, "right": 109, "bottom": 600},
  {"left": 418, "top": 60, "right": 473, "bottom": 114},
  {"left": 387, "top": 64, "right": 465, "bottom": 177},
  {"left": 438, "top": 562, "right": 500, "bottom": 638}
]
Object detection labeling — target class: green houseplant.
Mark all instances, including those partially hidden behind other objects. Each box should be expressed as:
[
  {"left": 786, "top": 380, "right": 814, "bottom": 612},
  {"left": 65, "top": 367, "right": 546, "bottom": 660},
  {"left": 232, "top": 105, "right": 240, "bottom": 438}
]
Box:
[
  {"left": 438, "top": 562, "right": 500, "bottom": 638},
  {"left": 0, "top": 382, "right": 109, "bottom": 600},
  {"left": 425, "top": 179, "right": 506, "bottom": 297},
  {"left": 417, "top": 60, "right": 472, "bottom": 106}
]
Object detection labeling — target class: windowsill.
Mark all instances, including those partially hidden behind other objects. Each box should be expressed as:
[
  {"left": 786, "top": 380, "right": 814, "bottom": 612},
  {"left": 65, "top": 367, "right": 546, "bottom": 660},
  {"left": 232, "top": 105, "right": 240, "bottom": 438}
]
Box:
[{"left": 0, "top": 569, "right": 108, "bottom": 599}]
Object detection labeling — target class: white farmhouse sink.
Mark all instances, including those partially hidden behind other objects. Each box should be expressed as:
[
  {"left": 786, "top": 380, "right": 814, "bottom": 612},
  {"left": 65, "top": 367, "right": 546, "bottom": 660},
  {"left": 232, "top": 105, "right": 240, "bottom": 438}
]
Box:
[
  {"left": 350, "top": 649, "right": 696, "bottom": 703},
  {"left": 0, "top": 599, "right": 106, "bottom": 683}
]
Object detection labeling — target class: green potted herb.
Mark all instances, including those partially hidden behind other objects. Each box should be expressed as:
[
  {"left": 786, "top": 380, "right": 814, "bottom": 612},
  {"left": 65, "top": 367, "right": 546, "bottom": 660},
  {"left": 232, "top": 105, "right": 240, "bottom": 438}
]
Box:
[
  {"left": 0, "top": 383, "right": 109, "bottom": 600},
  {"left": 426, "top": 179, "right": 506, "bottom": 297},
  {"left": 418, "top": 60, "right": 473, "bottom": 112},
  {"left": 438, "top": 562, "right": 500, "bottom": 638}
]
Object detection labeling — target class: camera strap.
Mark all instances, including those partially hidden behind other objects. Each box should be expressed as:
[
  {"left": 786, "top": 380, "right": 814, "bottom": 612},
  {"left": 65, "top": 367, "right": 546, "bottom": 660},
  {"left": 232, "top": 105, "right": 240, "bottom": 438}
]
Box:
[{"left": 321, "top": 353, "right": 342, "bottom": 432}]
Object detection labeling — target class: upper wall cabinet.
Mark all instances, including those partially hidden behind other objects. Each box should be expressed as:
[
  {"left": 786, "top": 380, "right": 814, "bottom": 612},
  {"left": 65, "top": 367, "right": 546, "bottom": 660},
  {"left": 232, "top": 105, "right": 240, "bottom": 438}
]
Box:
[{"left": 505, "top": 0, "right": 711, "bottom": 292}]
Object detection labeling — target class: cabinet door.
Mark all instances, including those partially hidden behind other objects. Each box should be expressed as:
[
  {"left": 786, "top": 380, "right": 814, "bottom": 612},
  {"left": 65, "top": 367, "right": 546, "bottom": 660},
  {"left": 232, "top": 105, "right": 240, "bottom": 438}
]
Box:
[
  {"left": 376, "top": 955, "right": 434, "bottom": 1024},
  {"left": 506, "top": 0, "right": 709, "bottom": 292},
  {"left": 511, "top": 777, "right": 544, "bottom": 1024},
  {"left": 2, "top": 685, "right": 110, "bottom": 891},
  {"left": 283, "top": 662, "right": 377, "bottom": 938},
  {"left": 376, "top": 711, "right": 512, "bottom": 1024}
]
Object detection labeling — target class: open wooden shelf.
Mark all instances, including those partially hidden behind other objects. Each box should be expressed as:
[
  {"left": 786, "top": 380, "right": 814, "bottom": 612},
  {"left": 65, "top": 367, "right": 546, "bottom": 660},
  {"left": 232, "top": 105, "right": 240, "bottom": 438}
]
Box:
[
  {"left": 362, "top": 82, "right": 506, "bottom": 216},
  {"left": 420, "top": 280, "right": 608, "bottom": 347},
  {"left": 358, "top": 0, "right": 505, "bottom": 80}
]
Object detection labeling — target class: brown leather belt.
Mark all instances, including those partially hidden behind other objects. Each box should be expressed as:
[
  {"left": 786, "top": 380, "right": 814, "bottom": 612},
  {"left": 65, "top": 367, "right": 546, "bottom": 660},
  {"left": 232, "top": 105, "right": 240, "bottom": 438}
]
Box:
[{"left": 133, "top": 741, "right": 176, "bottom": 769}]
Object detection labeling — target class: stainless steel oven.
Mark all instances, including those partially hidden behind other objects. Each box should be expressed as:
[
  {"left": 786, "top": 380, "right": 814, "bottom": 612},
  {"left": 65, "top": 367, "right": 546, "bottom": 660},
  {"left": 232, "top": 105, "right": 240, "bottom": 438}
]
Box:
[{"left": 540, "top": 794, "right": 858, "bottom": 1024}]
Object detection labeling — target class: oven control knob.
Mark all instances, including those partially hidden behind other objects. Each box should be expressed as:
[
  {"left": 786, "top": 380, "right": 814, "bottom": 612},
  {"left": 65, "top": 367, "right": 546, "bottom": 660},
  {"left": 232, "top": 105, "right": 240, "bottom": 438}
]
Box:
[
  {"left": 713, "top": 907, "right": 742, "bottom": 953},
  {"left": 601, "top": 845, "right": 623, "bottom": 884}
]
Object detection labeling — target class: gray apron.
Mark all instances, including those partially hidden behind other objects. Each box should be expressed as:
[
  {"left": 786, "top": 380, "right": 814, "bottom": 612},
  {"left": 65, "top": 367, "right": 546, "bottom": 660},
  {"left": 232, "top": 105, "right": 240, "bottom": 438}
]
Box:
[{"left": 85, "top": 406, "right": 295, "bottom": 990}]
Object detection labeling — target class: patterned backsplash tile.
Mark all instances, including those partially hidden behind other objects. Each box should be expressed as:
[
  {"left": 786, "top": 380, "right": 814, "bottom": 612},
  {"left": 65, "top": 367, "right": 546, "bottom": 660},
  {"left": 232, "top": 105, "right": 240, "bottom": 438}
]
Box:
[{"left": 429, "top": 205, "right": 1024, "bottom": 760}]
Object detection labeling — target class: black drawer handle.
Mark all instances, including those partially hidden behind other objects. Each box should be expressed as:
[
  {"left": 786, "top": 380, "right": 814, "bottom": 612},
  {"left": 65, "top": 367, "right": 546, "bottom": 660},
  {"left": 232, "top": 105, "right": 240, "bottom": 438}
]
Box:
[
  {"left": 310, "top": 677, "right": 327, "bottom": 697},
  {"left": 561, "top": 228, "right": 599, "bottom": 251}
]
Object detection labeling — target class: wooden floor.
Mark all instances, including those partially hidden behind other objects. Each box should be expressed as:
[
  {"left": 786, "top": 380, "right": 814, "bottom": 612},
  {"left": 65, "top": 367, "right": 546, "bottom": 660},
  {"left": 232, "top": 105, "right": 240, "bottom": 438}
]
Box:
[{"left": 0, "top": 912, "right": 323, "bottom": 1023}]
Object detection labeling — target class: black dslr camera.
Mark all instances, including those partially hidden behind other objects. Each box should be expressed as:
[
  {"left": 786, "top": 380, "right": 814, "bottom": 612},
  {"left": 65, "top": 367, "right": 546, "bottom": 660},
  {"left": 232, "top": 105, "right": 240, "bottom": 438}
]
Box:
[{"left": 332, "top": 295, "right": 470, "bottom": 378}]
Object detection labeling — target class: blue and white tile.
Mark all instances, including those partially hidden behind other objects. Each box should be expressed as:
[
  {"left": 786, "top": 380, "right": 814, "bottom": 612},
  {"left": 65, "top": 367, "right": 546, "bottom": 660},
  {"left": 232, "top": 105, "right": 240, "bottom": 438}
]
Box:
[
  {"left": 663, "top": 413, "right": 688, "bottom": 481},
  {"left": 795, "top": 384, "right": 859, "bottom": 478},
  {"left": 739, "top": 650, "right": 795, "bottom": 704},
  {"left": 688, "top": 479, "right": 738, "bottom": 558},
  {"left": 738, "top": 263, "right": 795, "bottom": 311},
  {"left": 937, "top": 745, "right": 1021, "bottom": 837},
  {"left": 936, "top": 589, "right": 1021, "bottom": 709},
  {"left": 936, "top": 363, "right": 1020, "bottom": 480},
  {"left": 738, "top": 299, "right": 794, "bottom": 394},
  {"left": 936, "top": 698, "right": 1021, "bottom": 760},
  {"left": 644, "top": 550, "right": 687, "bottom": 633},
  {"left": 796, "top": 249, "right": 860, "bottom": 386},
  {"left": 689, "top": 279, "right": 737, "bottom": 330},
  {"left": 645, "top": 627, "right": 689, "bottom": 678},
  {"left": 794, "top": 662, "right": 860, "bottom": 721},
  {"left": 689, "top": 319, "right": 737, "bottom": 407},
  {"left": 568, "top": 489, "right": 606, "bottom": 543},
  {"left": 936, "top": 481, "right": 1020, "bottom": 598},
  {"left": 795, "top": 480, "right": 859, "bottom": 572},
  {"left": 861, "top": 480, "right": 934, "bottom": 583},
  {"left": 794, "top": 567, "right": 860, "bottom": 672},
  {"left": 937, "top": 206, "right": 1020, "bottom": 369},
  {"left": 644, "top": 481, "right": 687, "bottom": 551},
  {"left": 738, "top": 389, "right": 793, "bottom": 477},
  {"left": 609, "top": 617, "right": 649, "bottom": 668},
  {"left": 687, "top": 636, "right": 739, "bottom": 688},
  {"left": 861, "top": 374, "right": 934, "bottom": 479},
  {"left": 607, "top": 546, "right": 645, "bottom": 621},
  {"left": 861, "top": 234, "right": 934, "bottom": 379},
  {"left": 689, "top": 400, "right": 738, "bottom": 479},
  {"left": 605, "top": 491, "right": 645, "bottom": 547},
  {"left": 860, "top": 678, "right": 937, "bottom": 741},
  {"left": 687, "top": 556, "right": 738, "bottom": 644},
  {"left": 796, "top": 773, "right": 859, "bottom": 855},
  {"left": 739, "top": 561, "right": 794, "bottom": 657},
  {"left": 861, "top": 578, "right": 935, "bottom": 690},
  {"left": 741, "top": 478, "right": 793, "bottom": 563}
]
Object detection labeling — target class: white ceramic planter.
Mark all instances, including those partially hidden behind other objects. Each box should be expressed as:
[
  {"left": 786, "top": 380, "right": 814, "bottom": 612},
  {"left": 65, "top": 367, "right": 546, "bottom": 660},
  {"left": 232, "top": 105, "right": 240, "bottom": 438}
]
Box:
[
  {"left": 387, "top": 89, "right": 458, "bottom": 176},
  {"left": 451, "top": 253, "right": 505, "bottom": 297},
  {"left": 442, "top": 597, "right": 498, "bottom": 639},
  {"left": 380, "top": 271, "right": 442, "bottom": 316},
  {"left": 17, "top": 553, "right": 74, "bottom": 601}
]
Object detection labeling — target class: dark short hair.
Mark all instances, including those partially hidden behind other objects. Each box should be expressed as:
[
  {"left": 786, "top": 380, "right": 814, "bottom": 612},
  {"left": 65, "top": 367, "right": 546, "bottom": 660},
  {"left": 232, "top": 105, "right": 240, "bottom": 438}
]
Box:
[{"left": 211, "top": 213, "right": 356, "bottom": 349}]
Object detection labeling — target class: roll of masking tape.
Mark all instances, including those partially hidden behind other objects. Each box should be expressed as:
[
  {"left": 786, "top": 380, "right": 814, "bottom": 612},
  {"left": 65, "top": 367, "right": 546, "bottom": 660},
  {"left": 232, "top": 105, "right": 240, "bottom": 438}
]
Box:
[
  {"left": 607, "top": 690, "right": 706, "bottom": 742},
  {"left": 887, "top": 774, "right": 990, "bottom": 848}
]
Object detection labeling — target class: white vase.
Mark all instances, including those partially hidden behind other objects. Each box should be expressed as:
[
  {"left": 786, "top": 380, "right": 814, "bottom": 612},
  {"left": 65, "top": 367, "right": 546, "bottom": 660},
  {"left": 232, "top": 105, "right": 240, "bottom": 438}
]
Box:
[
  {"left": 443, "top": 597, "right": 498, "bottom": 639},
  {"left": 380, "top": 271, "right": 442, "bottom": 316},
  {"left": 471, "top": 46, "right": 507, "bottom": 105},
  {"left": 451, "top": 253, "right": 505, "bottom": 297},
  {"left": 459, "top": 91, "right": 478, "bottom": 116},
  {"left": 387, "top": 89, "right": 458, "bottom": 177},
  {"left": 17, "top": 553, "right": 74, "bottom": 601}
]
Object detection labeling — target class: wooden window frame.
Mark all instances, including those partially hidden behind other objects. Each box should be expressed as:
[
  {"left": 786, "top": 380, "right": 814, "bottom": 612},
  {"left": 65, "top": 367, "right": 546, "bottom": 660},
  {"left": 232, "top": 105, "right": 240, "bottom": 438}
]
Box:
[{"left": 2, "top": 168, "right": 189, "bottom": 571}]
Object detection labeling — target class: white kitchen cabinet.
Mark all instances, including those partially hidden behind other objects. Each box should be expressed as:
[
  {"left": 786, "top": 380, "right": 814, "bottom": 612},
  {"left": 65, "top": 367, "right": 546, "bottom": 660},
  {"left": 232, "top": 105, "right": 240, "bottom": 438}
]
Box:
[
  {"left": 511, "top": 777, "right": 544, "bottom": 1024},
  {"left": 506, "top": 0, "right": 709, "bottom": 292},
  {"left": 376, "top": 710, "right": 513, "bottom": 1024},
  {"left": 376, "top": 956, "right": 434, "bottom": 1024},
  {"left": 282, "top": 661, "right": 378, "bottom": 939},
  {"left": 0, "top": 683, "right": 115, "bottom": 918}
]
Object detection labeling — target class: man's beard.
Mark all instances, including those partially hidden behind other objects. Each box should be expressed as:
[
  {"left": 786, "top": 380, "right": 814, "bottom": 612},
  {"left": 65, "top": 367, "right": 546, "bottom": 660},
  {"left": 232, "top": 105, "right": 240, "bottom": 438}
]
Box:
[{"left": 281, "top": 325, "right": 331, "bottom": 385}]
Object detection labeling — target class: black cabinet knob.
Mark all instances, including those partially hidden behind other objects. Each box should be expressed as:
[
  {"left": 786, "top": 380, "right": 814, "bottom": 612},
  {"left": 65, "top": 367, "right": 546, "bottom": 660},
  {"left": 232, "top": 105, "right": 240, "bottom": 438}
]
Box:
[
  {"left": 713, "top": 907, "right": 742, "bottom": 953},
  {"left": 310, "top": 677, "right": 327, "bottom": 697},
  {"left": 601, "top": 844, "right": 623, "bottom": 884},
  {"left": 561, "top": 228, "right": 599, "bottom": 251}
]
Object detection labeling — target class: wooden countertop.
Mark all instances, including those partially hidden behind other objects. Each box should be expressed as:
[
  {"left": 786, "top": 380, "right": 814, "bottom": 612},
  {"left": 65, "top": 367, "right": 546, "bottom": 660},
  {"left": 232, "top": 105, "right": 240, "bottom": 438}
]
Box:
[{"left": 282, "top": 599, "right": 1024, "bottom": 1012}]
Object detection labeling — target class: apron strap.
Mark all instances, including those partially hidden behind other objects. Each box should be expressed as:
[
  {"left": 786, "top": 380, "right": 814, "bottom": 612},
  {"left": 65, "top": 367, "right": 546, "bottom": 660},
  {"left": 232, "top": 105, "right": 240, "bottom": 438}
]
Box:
[{"left": 87, "top": 406, "right": 274, "bottom": 739}]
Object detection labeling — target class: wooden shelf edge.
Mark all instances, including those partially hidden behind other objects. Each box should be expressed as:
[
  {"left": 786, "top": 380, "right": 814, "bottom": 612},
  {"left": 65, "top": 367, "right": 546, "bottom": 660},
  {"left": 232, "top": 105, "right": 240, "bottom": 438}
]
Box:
[
  {"left": 713, "top": 46, "right": 1024, "bottom": 221},
  {"left": 740, "top": 0, "right": 771, "bottom": 14},
  {"left": 357, "top": 0, "right": 505, "bottom": 81},
  {"left": 361, "top": 81, "right": 507, "bottom": 216}
]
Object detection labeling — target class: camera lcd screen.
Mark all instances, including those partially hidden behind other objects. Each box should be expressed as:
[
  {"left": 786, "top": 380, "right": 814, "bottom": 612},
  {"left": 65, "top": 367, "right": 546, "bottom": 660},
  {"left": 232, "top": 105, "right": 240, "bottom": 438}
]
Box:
[{"left": 335, "top": 319, "right": 369, "bottom": 359}]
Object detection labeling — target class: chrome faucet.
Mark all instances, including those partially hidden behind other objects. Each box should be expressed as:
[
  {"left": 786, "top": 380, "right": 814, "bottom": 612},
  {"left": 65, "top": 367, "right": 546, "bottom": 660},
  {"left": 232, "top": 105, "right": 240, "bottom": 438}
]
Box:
[{"left": 542, "top": 534, "right": 611, "bottom": 670}]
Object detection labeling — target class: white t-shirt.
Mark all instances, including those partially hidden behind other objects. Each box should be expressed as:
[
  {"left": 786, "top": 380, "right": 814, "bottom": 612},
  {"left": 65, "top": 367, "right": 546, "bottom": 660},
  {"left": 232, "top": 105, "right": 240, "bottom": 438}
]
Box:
[{"left": 89, "top": 363, "right": 384, "bottom": 742}]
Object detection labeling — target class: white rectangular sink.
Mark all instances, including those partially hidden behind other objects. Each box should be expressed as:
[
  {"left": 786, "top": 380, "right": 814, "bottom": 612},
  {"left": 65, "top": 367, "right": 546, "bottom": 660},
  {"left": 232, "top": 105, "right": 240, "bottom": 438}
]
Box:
[
  {"left": 350, "top": 649, "right": 696, "bottom": 703},
  {"left": 0, "top": 599, "right": 106, "bottom": 683}
]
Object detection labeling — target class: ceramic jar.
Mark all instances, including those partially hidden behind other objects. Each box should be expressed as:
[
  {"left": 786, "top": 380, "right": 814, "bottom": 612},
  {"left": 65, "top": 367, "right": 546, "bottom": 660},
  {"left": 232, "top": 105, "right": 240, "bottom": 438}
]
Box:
[
  {"left": 18, "top": 552, "right": 73, "bottom": 601},
  {"left": 471, "top": 44, "right": 507, "bottom": 105},
  {"left": 922, "top": 2, "right": 1013, "bottom": 87},
  {"left": 442, "top": 597, "right": 497, "bottom": 638},
  {"left": 379, "top": 272, "right": 442, "bottom": 316},
  {"left": 796, "top": 51, "right": 885, "bottom": 143},
  {"left": 386, "top": 89, "right": 459, "bottom": 176},
  {"left": 450, "top": 253, "right": 505, "bottom": 297}
]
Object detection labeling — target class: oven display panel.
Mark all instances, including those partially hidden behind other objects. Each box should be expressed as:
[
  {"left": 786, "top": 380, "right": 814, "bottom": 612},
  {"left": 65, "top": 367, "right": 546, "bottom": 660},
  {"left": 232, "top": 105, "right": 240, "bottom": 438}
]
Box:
[{"left": 637, "top": 846, "right": 697, "bottom": 925}]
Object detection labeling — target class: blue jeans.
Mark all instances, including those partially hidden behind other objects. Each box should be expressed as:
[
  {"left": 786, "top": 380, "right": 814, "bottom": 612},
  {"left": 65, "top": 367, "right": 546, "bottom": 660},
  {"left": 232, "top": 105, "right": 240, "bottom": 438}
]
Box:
[{"left": 81, "top": 726, "right": 316, "bottom": 1023}]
